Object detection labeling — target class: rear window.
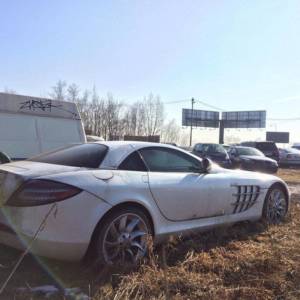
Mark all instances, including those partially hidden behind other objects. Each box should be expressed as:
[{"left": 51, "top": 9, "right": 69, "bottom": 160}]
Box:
[
  {"left": 256, "top": 142, "right": 277, "bottom": 151},
  {"left": 28, "top": 143, "right": 108, "bottom": 168},
  {"left": 204, "top": 144, "right": 226, "bottom": 154}
]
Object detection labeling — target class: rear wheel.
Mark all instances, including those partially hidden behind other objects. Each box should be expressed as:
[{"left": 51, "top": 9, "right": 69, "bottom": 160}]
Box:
[
  {"left": 263, "top": 185, "right": 288, "bottom": 224},
  {"left": 94, "top": 207, "right": 152, "bottom": 265}
]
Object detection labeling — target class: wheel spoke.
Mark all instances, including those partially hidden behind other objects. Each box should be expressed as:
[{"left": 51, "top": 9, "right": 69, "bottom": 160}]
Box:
[
  {"left": 126, "top": 248, "right": 135, "bottom": 261},
  {"left": 109, "top": 223, "right": 119, "bottom": 239},
  {"left": 105, "top": 240, "right": 119, "bottom": 247},
  {"left": 130, "top": 230, "right": 147, "bottom": 240},
  {"left": 131, "top": 241, "right": 144, "bottom": 252},
  {"left": 119, "top": 216, "right": 127, "bottom": 232},
  {"left": 126, "top": 218, "right": 140, "bottom": 233}
]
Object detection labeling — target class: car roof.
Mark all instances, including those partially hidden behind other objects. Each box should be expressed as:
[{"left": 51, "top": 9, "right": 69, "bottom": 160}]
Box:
[
  {"left": 96, "top": 141, "right": 195, "bottom": 169},
  {"left": 194, "top": 143, "right": 219, "bottom": 146},
  {"left": 233, "top": 146, "right": 255, "bottom": 149}
]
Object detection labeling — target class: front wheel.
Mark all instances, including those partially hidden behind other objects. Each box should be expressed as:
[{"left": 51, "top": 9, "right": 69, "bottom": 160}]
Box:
[
  {"left": 94, "top": 207, "right": 152, "bottom": 265},
  {"left": 263, "top": 185, "right": 288, "bottom": 224}
]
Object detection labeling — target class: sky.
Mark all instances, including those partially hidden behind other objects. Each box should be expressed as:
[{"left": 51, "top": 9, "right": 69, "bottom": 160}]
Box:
[{"left": 1, "top": 0, "right": 300, "bottom": 144}]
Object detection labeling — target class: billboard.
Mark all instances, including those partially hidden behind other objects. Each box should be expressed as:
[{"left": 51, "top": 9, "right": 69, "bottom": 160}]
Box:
[
  {"left": 266, "top": 131, "right": 289, "bottom": 143},
  {"left": 221, "top": 110, "right": 266, "bottom": 128},
  {"left": 182, "top": 108, "right": 219, "bottom": 128}
]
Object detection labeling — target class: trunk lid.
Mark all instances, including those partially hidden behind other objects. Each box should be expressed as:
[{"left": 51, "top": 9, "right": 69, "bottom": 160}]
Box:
[{"left": 0, "top": 161, "right": 80, "bottom": 206}]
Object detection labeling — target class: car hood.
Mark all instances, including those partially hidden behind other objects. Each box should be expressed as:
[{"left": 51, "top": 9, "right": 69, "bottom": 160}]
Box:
[{"left": 239, "top": 155, "right": 277, "bottom": 163}]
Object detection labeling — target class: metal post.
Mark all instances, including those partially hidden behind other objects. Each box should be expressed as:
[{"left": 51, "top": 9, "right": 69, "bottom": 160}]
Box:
[
  {"left": 189, "top": 98, "right": 195, "bottom": 147},
  {"left": 219, "top": 119, "right": 224, "bottom": 144}
]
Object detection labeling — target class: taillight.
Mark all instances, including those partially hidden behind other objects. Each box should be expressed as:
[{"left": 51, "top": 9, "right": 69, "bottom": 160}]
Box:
[{"left": 7, "top": 180, "right": 82, "bottom": 207}]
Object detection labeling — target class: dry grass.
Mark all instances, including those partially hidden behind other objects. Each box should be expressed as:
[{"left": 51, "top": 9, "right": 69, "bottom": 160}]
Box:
[
  {"left": 94, "top": 201, "right": 300, "bottom": 300},
  {"left": 0, "top": 169, "right": 300, "bottom": 299},
  {"left": 278, "top": 168, "right": 300, "bottom": 184}
]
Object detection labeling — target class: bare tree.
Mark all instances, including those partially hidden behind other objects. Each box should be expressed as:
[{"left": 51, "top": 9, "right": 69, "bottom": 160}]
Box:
[
  {"left": 161, "top": 119, "right": 180, "bottom": 143},
  {"left": 67, "top": 83, "right": 80, "bottom": 102},
  {"left": 49, "top": 82, "right": 170, "bottom": 141},
  {"left": 50, "top": 80, "right": 67, "bottom": 101},
  {"left": 143, "top": 94, "right": 164, "bottom": 136}
]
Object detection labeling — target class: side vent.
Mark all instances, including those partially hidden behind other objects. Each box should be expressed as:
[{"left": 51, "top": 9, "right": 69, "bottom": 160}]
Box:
[{"left": 232, "top": 185, "right": 261, "bottom": 213}]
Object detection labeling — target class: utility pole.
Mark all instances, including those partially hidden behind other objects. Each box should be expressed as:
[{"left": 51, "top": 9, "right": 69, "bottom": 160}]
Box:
[
  {"left": 189, "top": 98, "right": 195, "bottom": 147},
  {"left": 219, "top": 119, "right": 224, "bottom": 144}
]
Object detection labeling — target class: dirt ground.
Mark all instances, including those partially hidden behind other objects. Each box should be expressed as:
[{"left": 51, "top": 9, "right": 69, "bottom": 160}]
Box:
[{"left": 0, "top": 169, "right": 299, "bottom": 299}]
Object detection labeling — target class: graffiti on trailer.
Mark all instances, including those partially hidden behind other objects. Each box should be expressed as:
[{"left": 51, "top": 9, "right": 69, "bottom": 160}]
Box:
[
  {"left": 19, "top": 99, "right": 78, "bottom": 117},
  {"left": 19, "top": 99, "right": 62, "bottom": 112}
]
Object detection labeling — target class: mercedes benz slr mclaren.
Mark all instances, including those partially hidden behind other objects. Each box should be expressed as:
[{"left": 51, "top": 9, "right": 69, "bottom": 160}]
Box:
[{"left": 0, "top": 142, "right": 290, "bottom": 264}]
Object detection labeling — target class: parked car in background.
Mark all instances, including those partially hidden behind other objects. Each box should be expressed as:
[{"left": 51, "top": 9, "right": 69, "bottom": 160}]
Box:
[
  {"left": 292, "top": 143, "right": 300, "bottom": 151},
  {"left": 192, "top": 143, "right": 231, "bottom": 168},
  {"left": 222, "top": 144, "right": 230, "bottom": 152},
  {"left": 240, "top": 141, "right": 280, "bottom": 162},
  {"left": 0, "top": 142, "right": 289, "bottom": 264},
  {"left": 228, "top": 146, "right": 278, "bottom": 173},
  {"left": 279, "top": 148, "right": 300, "bottom": 167}
]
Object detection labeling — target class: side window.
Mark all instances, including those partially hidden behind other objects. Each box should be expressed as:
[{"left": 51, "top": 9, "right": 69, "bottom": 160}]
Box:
[
  {"left": 195, "top": 144, "right": 203, "bottom": 152},
  {"left": 118, "top": 151, "right": 147, "bottom": 171},
  {"left": 139, "top": 147, "right": 202, "bottom": 173},
  {"left": 229, "top": 148, "right": 236, "bottom": 155}
]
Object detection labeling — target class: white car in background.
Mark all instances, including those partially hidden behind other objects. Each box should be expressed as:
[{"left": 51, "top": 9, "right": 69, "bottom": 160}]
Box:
[
  {"left": 279, "top": 148, "right": 300, "bottom": 167},
  {"left": 0, "top": 142, "right": 290, "bottom": 264}
]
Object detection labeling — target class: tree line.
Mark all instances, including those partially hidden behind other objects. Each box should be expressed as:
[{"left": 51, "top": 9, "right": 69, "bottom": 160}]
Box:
[{"left": 49, "top": 80, "right": 188, "bottom": 144}]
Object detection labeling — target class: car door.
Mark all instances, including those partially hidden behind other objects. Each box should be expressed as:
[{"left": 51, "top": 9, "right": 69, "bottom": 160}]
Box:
[{"left": 139, "top": 147, "right": 233, "bottom": 221}]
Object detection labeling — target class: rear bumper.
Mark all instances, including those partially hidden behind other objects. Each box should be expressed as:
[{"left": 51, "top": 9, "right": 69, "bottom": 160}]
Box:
[
  {"left": 0, "top": 191, "right": 112, "bottom": 261},
  {"left": 0, "top": 229, "right": 88, "bottom": 261}
]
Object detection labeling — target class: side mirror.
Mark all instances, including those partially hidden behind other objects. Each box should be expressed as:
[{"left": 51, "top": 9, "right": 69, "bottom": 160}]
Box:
[
  {"left": 0, "top": 152, "right": 11, "bottom": 164},
  {"left": 202, "top": 157, "right": 212, "bottom": 173}
]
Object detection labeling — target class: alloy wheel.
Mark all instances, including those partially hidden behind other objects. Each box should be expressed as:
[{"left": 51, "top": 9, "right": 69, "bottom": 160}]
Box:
[
  {"left": 266, "top": 188, "right": 287, "bottom": 224},
  {"left": 102, "top": 213, "right": 149, "bottom": 264}
]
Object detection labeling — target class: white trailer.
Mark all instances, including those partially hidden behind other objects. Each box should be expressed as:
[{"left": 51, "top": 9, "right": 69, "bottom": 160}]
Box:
[{"left": 0, "top": 93, "right": 86, "bottom": 160}]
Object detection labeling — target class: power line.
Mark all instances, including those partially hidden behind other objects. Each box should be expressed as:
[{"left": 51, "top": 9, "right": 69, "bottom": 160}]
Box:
[
  {"left": 163, "top": 99, "right": 190, "bottom": 105},
  {"left": 195, "top": 100, "right": 226, "bottom": 112}
]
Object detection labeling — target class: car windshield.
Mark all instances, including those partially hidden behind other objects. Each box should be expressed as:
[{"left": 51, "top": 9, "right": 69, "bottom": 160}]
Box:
[
  {"left": 237, "top": 147, "right": 264, "bottom": 156},
  {"left": 28, "top": 143, "right": 108, "bottom": 168},
  {"left": 256, "top": 142, "right": 277, "bottom": 151},
  {"left": 202, "top": 144, "right": 226, "bottom": 154},
  {"left": 286, "top": 148, "right": 300, "bottom": 154}
]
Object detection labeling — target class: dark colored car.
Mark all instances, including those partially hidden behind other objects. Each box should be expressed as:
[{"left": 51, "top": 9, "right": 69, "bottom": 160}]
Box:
[
  {"left": 240, "top": 141, "right": 280, "bottom": 162},
  {"left": 192, "top": 143, "right": 231, "bottom": 168},
  {"left": 228, "top": 146, "right": 278, "bottom": 173},
  {"left": 292, "top": 144, "right": 300, "bottom": 151}
]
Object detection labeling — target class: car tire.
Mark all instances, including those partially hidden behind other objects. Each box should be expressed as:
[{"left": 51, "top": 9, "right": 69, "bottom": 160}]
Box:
[
  {"left": 262, "top": 184, "right": 288, "bottom": 224},
  {"left": 93, "top": 206, "right": 152, "bottom": 265}
]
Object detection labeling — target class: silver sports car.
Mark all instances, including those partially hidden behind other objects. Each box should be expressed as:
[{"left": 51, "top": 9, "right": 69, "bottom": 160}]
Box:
[{"left": 0, "top": 142, "right": 290, "bottom": 264}]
